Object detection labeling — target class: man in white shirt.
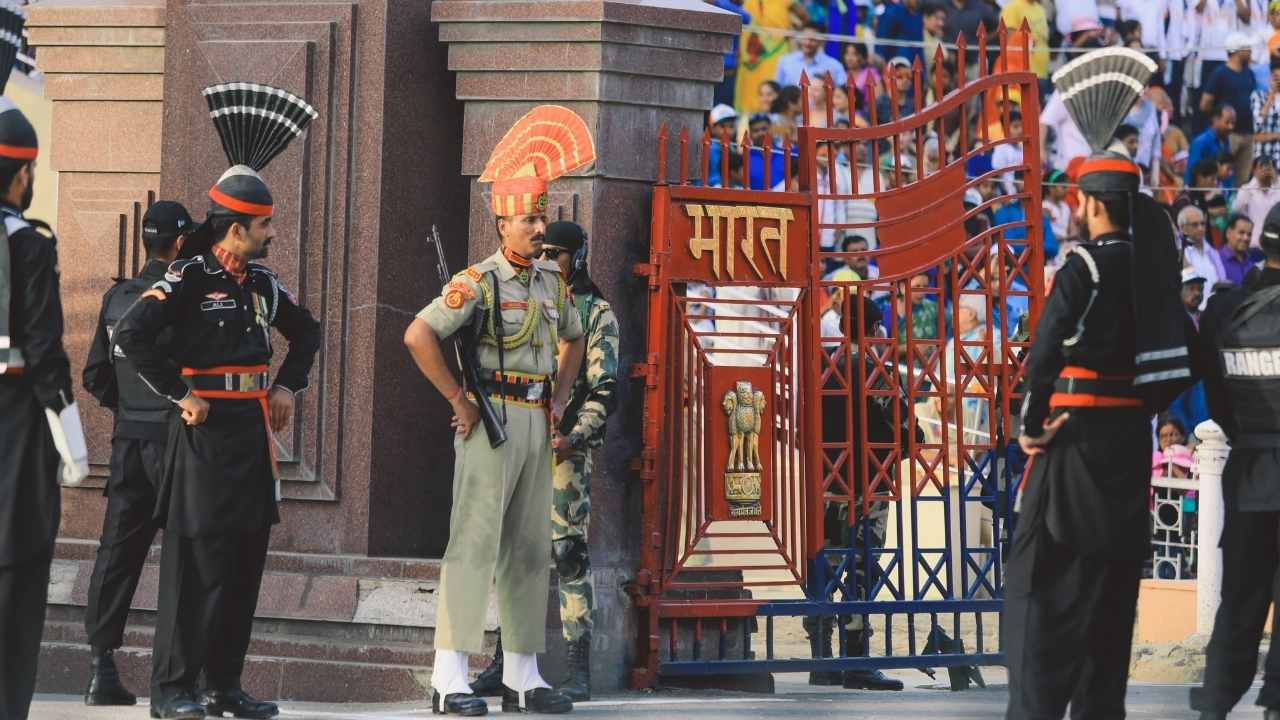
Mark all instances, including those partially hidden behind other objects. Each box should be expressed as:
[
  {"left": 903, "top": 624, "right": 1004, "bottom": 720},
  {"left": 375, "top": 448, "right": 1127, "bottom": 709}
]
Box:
[
  {"left": 1197, "top": 0, "right": 1247, "bottom": 65},
  {"left": 1177, "top": 204, "right": 1226, "bottom": 308},
  {"left": 775, "top": 21, "right": 848, "bottom": 88},
  {"left": 1230, "top": 155, "right": 1280, "bottom": 247},
  {"left": 1040, "top": 91, "right": 1092, "bottom": 168},
  {"left": 1116, "top": 0, "right": 1168, "bottom": 53},
  {"left": 992, "top": 111, "right": 1025, "bottom": 196},
  {"left": 1055, "top": 0, "right": 1102, "bottom": 37}
]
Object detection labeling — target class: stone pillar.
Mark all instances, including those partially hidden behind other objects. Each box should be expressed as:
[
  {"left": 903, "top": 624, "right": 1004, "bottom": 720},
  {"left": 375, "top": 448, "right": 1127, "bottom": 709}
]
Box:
[
  {"left": 156, "top": 0, "right": 470, "bottom": 559},
  {"left": 432, "top": 0, "right": 739, "bottom": 690},
  {"left": 26, "top": 0, "right": 165, "bottom": 527},
  {"left": 1194, "top": 419, "right": 1229, "bottom": 635}
]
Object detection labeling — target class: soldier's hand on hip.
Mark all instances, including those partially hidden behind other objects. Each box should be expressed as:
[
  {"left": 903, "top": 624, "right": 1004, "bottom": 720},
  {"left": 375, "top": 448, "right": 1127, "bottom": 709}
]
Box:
[
  {"left": 450, "top": 396, "right": 481, "bottom": 438},
  {"left": 177, "top": 394, "right": 211, "bottom": 426},
  {"left": 268, "top": 386, "right": 295, "bottom": 432},
  {"left": 1018, "top": 412, "right": 1070, "bottom": 456}
]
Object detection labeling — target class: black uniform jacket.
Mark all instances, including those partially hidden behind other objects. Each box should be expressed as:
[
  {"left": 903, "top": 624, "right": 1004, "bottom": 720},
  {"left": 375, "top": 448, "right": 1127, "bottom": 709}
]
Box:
[
  {"left": 0, "top": 207, "right": 71, "bottom": 567},
  {"left": 113, "top": 252, "right": 320, "bottom": 537},
  {"left": 1196, "top": 266, "right": 1280, "bottom": 512},
  {"left": 1015, "top": 231, "right": 1151, "bottom": 560},
  {"left": 82, "top": 258, "right": 174, "bottom": 443}
]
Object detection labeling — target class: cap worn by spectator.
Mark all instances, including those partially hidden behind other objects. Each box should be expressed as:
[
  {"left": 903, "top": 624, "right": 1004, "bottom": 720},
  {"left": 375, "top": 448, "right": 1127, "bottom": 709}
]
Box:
[
  {"left": 1182, "top": 267, "right": 1207, "bottom": 285},
  {"left": 1070, "top": 17, "right": 1103, "bottom": 34},
  {"left": 142, "top": 201, "right": 194, "bottom": 241},
  {"left": 748, "top": 112, "right": 771, "bottom": 126},
  {"left": 709, "top": 104, "right": 737, "bottom": 127},
  {"left": 1046, "top": 169, "right": 1067, "bottom": 185},
  {"left": 1224, "top": 32, "right": 1253, "bottom": 54},
  {"left": 888, "top": 56, "right": 912, "bottom": 71}
]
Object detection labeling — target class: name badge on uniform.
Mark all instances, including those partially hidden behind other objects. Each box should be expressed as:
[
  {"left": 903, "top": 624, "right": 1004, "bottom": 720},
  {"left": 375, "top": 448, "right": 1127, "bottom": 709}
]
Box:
[
  {"left": 201, "top": 299, "right": 237, "bottom": 312},
  {"left": 1222, "top": 347, "right": 1280, "bottom": 378}
]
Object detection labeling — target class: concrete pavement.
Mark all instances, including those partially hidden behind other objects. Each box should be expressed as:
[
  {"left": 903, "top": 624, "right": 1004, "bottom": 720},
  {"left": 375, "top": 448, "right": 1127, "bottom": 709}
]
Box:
[{"left": 28, "top": 669, "right": 1240, "bottom": 719}]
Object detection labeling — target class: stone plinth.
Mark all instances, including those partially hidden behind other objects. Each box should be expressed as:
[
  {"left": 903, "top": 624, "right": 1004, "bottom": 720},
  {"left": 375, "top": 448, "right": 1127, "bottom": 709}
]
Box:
[{"left": 433, "top": 0, "right": 740, "bottom": 691}]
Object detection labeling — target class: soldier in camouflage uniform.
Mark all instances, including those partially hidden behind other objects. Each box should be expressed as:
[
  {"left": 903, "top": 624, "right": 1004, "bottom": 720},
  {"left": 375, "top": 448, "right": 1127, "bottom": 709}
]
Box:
[{"left": 472, "top": 221, "right": 619, "bottom": 702}]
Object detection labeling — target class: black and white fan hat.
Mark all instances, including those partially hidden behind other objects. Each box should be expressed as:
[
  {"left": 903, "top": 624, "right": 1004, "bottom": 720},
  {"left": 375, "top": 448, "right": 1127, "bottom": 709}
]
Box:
[
  {"left": 201, "top": 81, "right": 318, "bottom": 217},
  {"left": 0, "top": 2, "right": 34, "bottom": 163}
]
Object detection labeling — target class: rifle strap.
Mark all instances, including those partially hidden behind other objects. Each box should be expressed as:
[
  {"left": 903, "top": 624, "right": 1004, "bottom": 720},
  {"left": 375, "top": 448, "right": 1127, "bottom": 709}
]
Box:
[{"left": 489, "top": 270, "right": 508, "bottom": 426}]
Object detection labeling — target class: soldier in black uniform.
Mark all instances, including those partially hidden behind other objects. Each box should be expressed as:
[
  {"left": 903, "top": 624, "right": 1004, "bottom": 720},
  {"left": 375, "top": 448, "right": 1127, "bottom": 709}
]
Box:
[
  {"left": 1004, "top": 165, "right": 1189, "bottom": 718},
  {"left": 114, "top": 83, "right": 320, "bottom": 720},
  {"left": 1190, "top": 203, "right": 1280, "bottom": 720},
  {"left": 80, "top": 201, "right": 194, "bottom": 706},
  {"left": 0, "top": 96, "right": 90, "bottom": 717},
  {"left": 1003, "top": 47, "right": 1192, "bottom": 720}
]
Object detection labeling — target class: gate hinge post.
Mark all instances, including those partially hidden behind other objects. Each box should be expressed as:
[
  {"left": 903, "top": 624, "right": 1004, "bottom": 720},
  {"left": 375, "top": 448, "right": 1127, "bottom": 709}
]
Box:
[
  {"left": 629, "top": 447, "right": 658, "bottom": 482},
  {"left": 630, "top": 353, "right": 660, "bottom": 388}
]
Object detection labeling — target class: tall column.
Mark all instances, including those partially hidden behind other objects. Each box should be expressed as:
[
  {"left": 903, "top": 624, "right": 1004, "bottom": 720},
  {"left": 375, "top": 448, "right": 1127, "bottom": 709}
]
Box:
[{"left": 432, "top": 0, "right": 740, "bottom": 690}]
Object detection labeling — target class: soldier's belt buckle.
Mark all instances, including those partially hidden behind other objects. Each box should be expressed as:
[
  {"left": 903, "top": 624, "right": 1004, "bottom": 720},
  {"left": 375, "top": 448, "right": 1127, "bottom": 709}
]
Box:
[
  {"left": 527, "top": 382, "right": 544, "bottom": 402},
  {"left": 235, "top": 372, "right": 264, "bottom": 392}
]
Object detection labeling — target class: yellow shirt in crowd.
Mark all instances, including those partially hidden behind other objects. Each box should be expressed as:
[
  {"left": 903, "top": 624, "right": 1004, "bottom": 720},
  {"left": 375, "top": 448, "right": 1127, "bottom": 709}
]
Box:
[{"left": 1000, "top": 0, "right": 1050, "bottom": 79}]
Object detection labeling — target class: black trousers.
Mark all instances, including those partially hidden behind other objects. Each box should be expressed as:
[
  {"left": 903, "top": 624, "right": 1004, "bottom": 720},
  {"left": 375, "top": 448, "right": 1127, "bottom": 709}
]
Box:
[
  {"left": 150, "top": 527, "right": 270, "bottom": 701},
  {"left": 0, "top": 553, "right": 52, "bottom": 720},
  {"left": 84, "top": 436, "right": 164, "bottom": 653},
  {"left": 1193, "top": 509, "right": 1280, "bottom": 713},
  {"left": 1003, "top": 528, "right": 1144, "bottom": 719}
]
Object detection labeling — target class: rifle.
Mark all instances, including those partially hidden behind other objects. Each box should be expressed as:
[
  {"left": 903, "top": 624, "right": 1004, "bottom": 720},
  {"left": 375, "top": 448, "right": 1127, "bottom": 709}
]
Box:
[{"left": 428, "top": 225, "right": 508, "bottom": 448}]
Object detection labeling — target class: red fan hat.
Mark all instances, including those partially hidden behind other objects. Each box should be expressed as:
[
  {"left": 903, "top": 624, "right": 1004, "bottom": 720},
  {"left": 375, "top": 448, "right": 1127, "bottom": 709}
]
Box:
[{"left": 480, "top": 105, "right": 596, "bottom": 217}]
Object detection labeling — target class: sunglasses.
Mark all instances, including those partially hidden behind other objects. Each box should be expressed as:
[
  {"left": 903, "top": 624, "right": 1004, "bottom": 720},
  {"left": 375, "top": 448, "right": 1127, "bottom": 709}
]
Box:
[{"left": 540, "top": 246, "right": 568, "bottom": 260}]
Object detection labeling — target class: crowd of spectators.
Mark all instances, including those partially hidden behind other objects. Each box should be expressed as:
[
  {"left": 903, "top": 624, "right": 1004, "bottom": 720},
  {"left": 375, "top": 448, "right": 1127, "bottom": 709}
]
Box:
[{"left": 703, "top": 0, "right": 1280, "bottom": 438}]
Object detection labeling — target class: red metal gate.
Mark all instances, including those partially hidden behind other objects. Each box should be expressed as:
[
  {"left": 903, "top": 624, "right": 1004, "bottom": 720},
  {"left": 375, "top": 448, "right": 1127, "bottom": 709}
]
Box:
[{"left": 631, "top": 25, "right": 1045, "bottom": 687}]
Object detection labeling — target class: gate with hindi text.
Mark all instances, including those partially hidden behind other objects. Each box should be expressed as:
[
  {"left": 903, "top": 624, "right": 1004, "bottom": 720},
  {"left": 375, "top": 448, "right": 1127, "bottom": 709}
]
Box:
[{"left": 629, "top": 25, "right": 1046, "bottom": 688}]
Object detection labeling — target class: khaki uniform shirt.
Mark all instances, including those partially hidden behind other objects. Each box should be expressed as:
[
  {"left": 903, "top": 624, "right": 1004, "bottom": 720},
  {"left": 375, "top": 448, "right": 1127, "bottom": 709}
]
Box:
[{"left": 418, "top": 249, "right": 584, "bottom": 378}]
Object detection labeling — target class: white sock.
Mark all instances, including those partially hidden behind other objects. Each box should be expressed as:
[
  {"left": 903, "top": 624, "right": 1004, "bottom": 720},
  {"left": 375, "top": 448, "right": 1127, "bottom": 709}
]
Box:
[
  {"left": 431, "top": 649, "right": 474, "bottom": 696},
  {"left": 502, "top": 650, "right": 551, "bottom": 694}
]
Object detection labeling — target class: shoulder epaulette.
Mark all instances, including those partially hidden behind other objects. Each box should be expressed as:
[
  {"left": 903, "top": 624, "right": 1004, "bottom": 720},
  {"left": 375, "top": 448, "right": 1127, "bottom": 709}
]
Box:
[
  {"left": 247, "top": 262, "right": 277, "bottom": 277},
  {"left": 163, "top": 257, "right": 202, "bottom": 284},
  {"left": 1066, "top": 245, "right": 1101, "bottom": 285},
  {"left": 533, "top": 258, "right": 560, "bottom": 273}
]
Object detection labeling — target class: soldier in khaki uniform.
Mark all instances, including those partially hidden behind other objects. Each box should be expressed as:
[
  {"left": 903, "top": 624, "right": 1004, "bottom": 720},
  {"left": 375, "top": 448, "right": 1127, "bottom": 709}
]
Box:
[
  {"left": 404, "top": 106, "right": 594, "bottom": 717},
  {"left": 472, "top": 221, "right": 620, "bottom": 702}
]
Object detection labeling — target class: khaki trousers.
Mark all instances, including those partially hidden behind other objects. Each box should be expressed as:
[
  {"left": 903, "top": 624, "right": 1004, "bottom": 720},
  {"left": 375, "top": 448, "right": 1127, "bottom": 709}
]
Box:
[{"left": 435, "top": 404, "right": 553, "bottom": 654}]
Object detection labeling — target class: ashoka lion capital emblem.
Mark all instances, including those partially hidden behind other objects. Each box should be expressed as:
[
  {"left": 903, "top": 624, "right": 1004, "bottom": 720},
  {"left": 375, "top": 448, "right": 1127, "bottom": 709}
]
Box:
[{"left": 721, "top": 381, "right": 765, "bottom": 517}]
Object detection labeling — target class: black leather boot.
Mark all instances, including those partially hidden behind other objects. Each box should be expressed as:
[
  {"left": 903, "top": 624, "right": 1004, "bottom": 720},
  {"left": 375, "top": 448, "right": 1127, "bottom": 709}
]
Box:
[
  {"left": 85, "top": 649, "right": 137, "bottom": 706},
  {"left": 432, "top": 690, "right": 488, "bottom": 716},
  {"left": 501, "top": 686, "right": 573, "bottom": 714},
  {"left": 471, "top": 630, "right": 504, "bottom": 697},
  {"left": 842, "top": 630, "right": 903, "bottom": 691},
  {"left": 149, "top": 694, "right": 206, "bottom": 719},
  {"left": 803, "top": 615, "right": 842, "bottom": 686},
  {"left": 198, "top": 688, "right": 279, "bottom": 719},
  {"left": 555, "top": 634, "right": 590, "bottom": 701}
]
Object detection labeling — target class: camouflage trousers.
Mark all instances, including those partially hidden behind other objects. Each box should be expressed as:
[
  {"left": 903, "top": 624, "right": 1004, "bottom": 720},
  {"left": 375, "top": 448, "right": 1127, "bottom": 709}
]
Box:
[{"left": 552, "top": 450, "right": 593, "bottom": 642}]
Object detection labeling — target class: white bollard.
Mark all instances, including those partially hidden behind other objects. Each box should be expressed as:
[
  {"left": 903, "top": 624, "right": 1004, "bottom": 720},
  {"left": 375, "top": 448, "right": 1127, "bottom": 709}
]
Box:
[{"left": 1194, "top": 420, "right": 1230, "bottom": 635}]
